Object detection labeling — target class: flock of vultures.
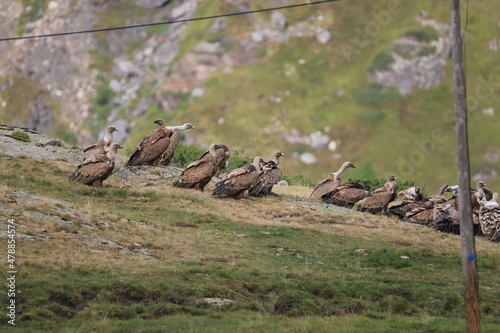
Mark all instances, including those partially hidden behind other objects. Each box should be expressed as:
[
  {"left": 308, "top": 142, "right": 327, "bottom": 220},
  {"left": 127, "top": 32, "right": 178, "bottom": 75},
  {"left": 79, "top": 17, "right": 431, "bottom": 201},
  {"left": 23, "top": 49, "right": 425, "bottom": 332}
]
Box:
[{"left": 69, "top": 121, "right": 500, "bottom": 242}]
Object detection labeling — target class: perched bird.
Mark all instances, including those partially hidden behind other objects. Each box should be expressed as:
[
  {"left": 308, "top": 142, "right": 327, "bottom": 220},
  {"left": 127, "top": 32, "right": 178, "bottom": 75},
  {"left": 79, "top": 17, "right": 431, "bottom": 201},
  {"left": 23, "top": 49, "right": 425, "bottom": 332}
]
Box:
[
  {"left": 159, "top": 123, "right": 195, "bottom": 166},
  {"left": 212, "top": 156, "right": 262, "bottom": 199},
  {"left": 402, "top": 184, "right": 449, "bottom": 228},
  {"left": 388, "top": 186, "right": 424, "bottom": 219},
  {"left": 199, "top": 144, "right": 231, "bottom": 178},
  {"left": 69, "top": 143, "right": 122, "bottom": 187},
  {"left": 126, "top": 119, "right": 174, "bottom": 166},
  {"left": 83, "top": 125, "right": 117, "bottom": 159},
  {"left": 475, "top": 181, "right": 493, "bottom": 202},
  {"left": 357, "top": 174, "right": 397, "bottom": 214},
  {"left": 310, "top": 161, "right": 356, "bottom": 199},
  {"left": 173, "top": 143, "right": 218, "bottom": 191},
  {"left": 479, "top": 192, "right": 500, "bottom": 242},
  {"left": 321, "top": 181, "right": 369, "bottom": 208},
  {"left": 434, "top": 185, "right": 481, "bottom": 234},
  {"left": 248, "top": 152, "right": 285, "bottom": 197}
]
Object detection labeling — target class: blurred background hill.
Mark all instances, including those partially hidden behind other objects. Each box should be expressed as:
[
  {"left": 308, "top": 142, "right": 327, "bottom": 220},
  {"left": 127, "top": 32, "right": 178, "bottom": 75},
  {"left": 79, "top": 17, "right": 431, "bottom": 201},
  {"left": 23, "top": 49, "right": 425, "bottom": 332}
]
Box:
[{"left": 1, "top": 0, "right": 499, "bottom": 190}]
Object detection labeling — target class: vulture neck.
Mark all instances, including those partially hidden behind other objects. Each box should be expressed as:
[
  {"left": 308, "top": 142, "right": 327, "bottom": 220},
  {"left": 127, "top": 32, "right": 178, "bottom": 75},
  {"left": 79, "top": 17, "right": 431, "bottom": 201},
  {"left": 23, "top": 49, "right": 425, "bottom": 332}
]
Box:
[
  {"left": 170, "top": 124, "right": 192, "bottom": 131},
  {"left": 106, "top": 148, "right": 118, "bottom": 161},
  {"left": 274, "top": 154, "right": 282, "bottom": 167},
  {"left": 253, "top": 156, "right": 262, "bottom": 171},
  {"left": 208, "top": 144, "right": 217, "bottom": 158},
  {"left": 333, "top": 162, "right": 351, "bottom": 179},
  {"left": 386, "top": 179, "right": 396, "bottom": 191},
  {"left": 103, "top": 133, "right": 113, "bottom": 146}
]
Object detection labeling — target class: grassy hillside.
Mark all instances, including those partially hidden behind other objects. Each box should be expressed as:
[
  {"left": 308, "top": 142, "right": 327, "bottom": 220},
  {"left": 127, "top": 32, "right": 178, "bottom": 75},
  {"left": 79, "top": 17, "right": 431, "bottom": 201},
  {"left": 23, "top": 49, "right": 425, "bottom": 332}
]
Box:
[
  {"left": 124, "top": 0, "right": 500, "bottom": 193},
  {"left": 0, "top": 152, "right": 499, "bottom": 332}
]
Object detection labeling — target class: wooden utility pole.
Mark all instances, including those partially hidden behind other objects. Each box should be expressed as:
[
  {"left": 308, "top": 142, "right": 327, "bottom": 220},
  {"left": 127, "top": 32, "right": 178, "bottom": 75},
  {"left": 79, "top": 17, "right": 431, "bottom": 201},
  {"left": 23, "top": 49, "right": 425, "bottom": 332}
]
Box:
[{"left": 449, "top": 0, "right": 481, "bottom": 332}]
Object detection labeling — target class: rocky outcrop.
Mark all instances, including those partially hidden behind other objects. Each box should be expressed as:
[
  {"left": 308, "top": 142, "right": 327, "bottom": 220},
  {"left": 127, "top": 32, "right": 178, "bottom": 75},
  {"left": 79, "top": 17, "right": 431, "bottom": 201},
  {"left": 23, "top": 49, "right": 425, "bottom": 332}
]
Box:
[{"left": 368, "top": 18, "right": 451, "bottom": 95}]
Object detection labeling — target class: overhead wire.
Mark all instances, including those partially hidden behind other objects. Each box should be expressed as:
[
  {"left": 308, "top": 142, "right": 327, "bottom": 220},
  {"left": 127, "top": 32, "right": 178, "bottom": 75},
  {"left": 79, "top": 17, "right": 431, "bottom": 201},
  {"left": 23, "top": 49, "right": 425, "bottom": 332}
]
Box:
[{"left": 0, "top": 0, "right": 340, "bottom": 42}]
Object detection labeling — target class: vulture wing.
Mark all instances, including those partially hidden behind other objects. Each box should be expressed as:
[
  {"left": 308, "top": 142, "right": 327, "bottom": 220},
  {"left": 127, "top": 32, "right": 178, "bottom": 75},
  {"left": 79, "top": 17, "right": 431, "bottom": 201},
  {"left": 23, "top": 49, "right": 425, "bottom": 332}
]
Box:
[{"left": 127, "top": 128, "right": 173, "bottom": 166}]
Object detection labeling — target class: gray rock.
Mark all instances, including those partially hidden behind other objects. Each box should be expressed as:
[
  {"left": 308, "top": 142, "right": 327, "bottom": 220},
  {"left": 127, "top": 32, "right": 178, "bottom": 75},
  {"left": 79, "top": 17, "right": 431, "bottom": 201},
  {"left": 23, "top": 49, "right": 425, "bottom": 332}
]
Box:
[
  {"left": 170, "top": 1, "right": 197, "bottom": 20},
  {"left": 271, "top": 11, "right": 287, "bottom": 32},
  {"left": 210, "top": 19, "right": 227, "bottom": 34},
  {"left": 135, "top": 0, "right": 170, "bottom": 8},
  {"left": 109, "top": 79, "right": 122, "bottom": 94},
  {"left": 300, "top": 152, "right": 317, "bottom": 165},
  {"left": 195, "top": 298, "right": 235, "bottom": 306},
  {"left": 309, "top": 131, "right": 330, "bottom": 151},
  {"left": 194, "top": 41, "right": 221, "bottom": 54},
  {"left": 133, "top": 97, "right": 153, "bottom": 118},
  {"left": 155, "top": 90, "right": 181, "bottom": 114},
  {"left": 316, "top": 29, "right": 332, "bottom": 44}
]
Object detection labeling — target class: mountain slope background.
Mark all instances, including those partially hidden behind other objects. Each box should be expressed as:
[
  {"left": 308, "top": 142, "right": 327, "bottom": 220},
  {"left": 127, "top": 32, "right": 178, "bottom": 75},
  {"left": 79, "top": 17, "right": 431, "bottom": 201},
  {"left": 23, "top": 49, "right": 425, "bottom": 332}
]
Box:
[{"left": 1, "top": 0, "right": 499, "bottom": 190}]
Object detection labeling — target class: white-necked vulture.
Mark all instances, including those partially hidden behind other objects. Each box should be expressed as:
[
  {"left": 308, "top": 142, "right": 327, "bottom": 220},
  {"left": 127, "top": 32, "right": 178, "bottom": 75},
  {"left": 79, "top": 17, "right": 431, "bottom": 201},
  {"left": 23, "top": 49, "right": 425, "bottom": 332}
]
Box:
[
  {"left": 70, "top": 143, "right": 122, "bottom": 187},
  {"left": 479, "top": 192, "right": 500, "bottom": 242},
  {"left": 173, "top": 143, "right": 217, "bottom": 191},
  {"left": 159, "top": 123, "right": 195, "bottom": 166},
  {"left": 248, "top": 152, "right": 284, "bottom": 197},
  {"left": 310, "top": 161, "right": 356, "bottom": 199},
  {"left": 126, "top": 119, "right": 174, "bottom": 166},
  {"left": 83, "top": 125, "right": 117, "bottom": 159},
  {"left": 357, "top": 174, "right": 397, "bottom": 214},
  {"left": 212, "top": 156, "right": 262, "bottom": 199}
]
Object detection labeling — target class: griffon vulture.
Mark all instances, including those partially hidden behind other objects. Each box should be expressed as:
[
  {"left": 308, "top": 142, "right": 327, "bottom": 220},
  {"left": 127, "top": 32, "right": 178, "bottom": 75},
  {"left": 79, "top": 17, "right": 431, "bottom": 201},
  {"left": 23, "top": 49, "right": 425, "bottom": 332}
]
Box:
[
  {"left": 248, "top": 152, "right": 285, "bottom": 197},
  {"left": 475, "top": 181, "right": 493, "bottom": 202},
  {"left": 126, "top": 119, "right": 174, "bottom": 166},
  {"left": 172, "top": 143, "right": 217, "bottom": 191},
  {"left": 83, "top": 125, "right": 117, "bottom": 159},
  {"left": 388, "top": 186, "right": 424, "bottom": 219},
  {"left": 357, "top": 174, "right": 397, "bottom": 214},
  {"left": 479, "top": 193, "right": 500, "bottom": 242},
  {"left": 212, "top": 156, "right": 262, "bottom": 199},
  {"left": 159, "top": 123, "right": 195, "bottom": 166},
  {"left": 401, "top": 184, "right": 449, "bottom": 228},
  {"left": 70, "top": 143, "right": 122, "bottom": 187},
  {"left": 199, "top": 144, "right": 231, "bottom": 178},
  {"left": 321, "top": 182, "right": 369, "bottom": 208},
  {"left": 310, "top": 161, "right": 356, "bottom": 199}
]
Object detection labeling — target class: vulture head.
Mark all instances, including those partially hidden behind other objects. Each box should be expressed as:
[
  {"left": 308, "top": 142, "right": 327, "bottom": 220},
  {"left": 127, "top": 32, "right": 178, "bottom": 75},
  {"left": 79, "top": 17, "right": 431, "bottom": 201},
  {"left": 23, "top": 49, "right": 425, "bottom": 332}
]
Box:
[
  {"left": 389, "top": 174, "right": 396, "bottom": 182},
  {"left": 109, "top": 143, "right": 123, "bottom": 152},
  {"left": 107, "top": 126, "right": 118, "bottom": 134},
  {"left": 476, "top": 181, "right": 487, "bottom": 189},
  {"left": 154, "top": 119, "right": 165, "bottom": 127},
  {"left": 445, "top": 185, "right": 459, "bottom": 196},
  {"left": 344, "top": 161, "right": 356, "bottom": 169}
]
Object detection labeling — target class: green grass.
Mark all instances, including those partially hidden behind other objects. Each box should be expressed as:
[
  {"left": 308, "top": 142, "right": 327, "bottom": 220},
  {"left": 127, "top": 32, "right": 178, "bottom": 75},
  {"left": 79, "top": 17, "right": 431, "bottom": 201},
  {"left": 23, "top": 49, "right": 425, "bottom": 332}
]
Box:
[{"left": 0, "top": 156, "right": 499, "bottom": 332}]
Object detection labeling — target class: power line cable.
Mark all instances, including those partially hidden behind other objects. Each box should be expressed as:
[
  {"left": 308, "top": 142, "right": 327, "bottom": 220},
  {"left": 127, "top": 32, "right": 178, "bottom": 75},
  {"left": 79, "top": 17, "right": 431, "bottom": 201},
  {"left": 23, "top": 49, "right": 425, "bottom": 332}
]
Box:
[{"left": 0, "top": 0, "right": 340, "bottom": 42}]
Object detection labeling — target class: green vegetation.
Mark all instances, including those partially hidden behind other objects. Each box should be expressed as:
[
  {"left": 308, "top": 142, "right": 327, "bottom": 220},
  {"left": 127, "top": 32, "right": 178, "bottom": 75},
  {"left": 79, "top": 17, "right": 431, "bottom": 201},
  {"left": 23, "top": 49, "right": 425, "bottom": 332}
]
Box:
[
  {"left": 348, "top": 177, "right": 415, "bottom": 193},
  {"left": 368, "top": 51, "right": 394, "bottom": 72},
  {"left": 404, "top": 26, "right": 440, "bottom": 43},
  {"left": 353, "top": 84, "right": 399, "bottom": 107},
  {"left": 16, "top": 0, "right": 49, "bottom": 35},
  {"left": 9, "top": 131, "right": 31, "bottom": 142},
  {"left": 417, "top": 45, "right": 437, "bottom": 57},
  {"left": 89, "top": 84, "right": 116, "bottom": 129},
  {"left": 51, "top": 128, "right": 78, "bottom": 146},
  {"left": 0, "top": 156, "right": 499, "bottom": 332},
  {"left": 282, "top": 174, "right": 315, "bottom": 187},
  {"left": 171, "top": 142, "right": 206, "bottom": 168}
]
